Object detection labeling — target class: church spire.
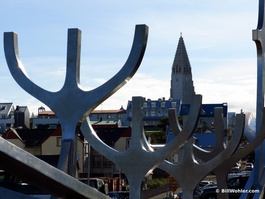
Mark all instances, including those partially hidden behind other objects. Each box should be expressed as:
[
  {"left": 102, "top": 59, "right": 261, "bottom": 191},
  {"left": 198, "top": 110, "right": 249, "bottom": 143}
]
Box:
[
  {"left": 172, "top": 34, "right": 191, "bottom": 75},
  {"left": 170, "top": 35, "right": 195, "bottom": 104}
]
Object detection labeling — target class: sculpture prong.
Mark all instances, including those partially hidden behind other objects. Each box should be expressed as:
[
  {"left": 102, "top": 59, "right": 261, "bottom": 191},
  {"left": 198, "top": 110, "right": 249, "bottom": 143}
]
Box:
[
  {"left": 168, "top": 108, "right": 182, "bottom": 136},
  {"left": 81, "top": 95, "right": 202, "bottom": 199},
  {"left": 64, "top": 28, "right": 81, "bottom": 88},
  {"left": 4, "top": 25, "right": 148, "bottom": 177},
  {"left": 4, "top": 32, "right": 50, "bottom": 101},
  {"left": 159, "top": 107, "right": 245, "bottom": 199}
]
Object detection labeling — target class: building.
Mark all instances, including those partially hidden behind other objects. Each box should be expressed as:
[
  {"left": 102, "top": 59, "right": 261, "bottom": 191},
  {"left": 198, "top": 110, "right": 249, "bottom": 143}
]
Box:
[
  {"left": 126, "top": 98, "right": 181, "bottom": 126},
  {"left": 0, "top": 103, "right": 14, "bottom": 134},
  {"left": 125, "top": 35, "right": 229, "bottom": 134},
  {"left": 170, "top": 34, "right": 195, "bottom": 104},
  {"left": 0, "top": 103, "right": 30, "bottom": 134},
  {"left": 89, "top": 106, "right": 128, "bottom": 126},
  {"left": 2, "top": 126, "right": 85, "bottom": 175},
  {"left": 182, "top": 103, "right": 228, "bottom": 132},
  {"left": 14, "top": 106, "right": 30, "bottom": 129},
  {"left": 228, "top": 112, "right": 236, "bottom": 134},
  {"left": 32, "top": 106, "right": 128, "bottom": 128},
  {"left": 31, "top": 106, "right": 59, "bottom": 129},
  {"left": 87, "top": 124, "right": 131, "bottom": 178}
]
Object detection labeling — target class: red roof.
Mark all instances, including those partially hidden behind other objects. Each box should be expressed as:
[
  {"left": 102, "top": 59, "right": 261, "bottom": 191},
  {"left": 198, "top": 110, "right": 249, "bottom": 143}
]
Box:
[
  {"left": 38, "top": 109, "right": 126, "bottom": 115},
  {"left": 91, "top": 109, "right": 126, "bottom": 114},
  {"left": 38, "top": 111, "right": 56, "bottom": 115}
]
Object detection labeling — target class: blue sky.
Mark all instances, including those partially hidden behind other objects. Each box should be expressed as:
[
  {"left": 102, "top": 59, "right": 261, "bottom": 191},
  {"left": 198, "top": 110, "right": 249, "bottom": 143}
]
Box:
[{"left": 0, "top": 0, "right": 258, "bottom": 115}]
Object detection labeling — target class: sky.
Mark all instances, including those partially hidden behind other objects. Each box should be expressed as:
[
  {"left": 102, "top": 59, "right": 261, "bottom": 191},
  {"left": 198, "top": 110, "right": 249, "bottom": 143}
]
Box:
[{"left": 0, "top": 0, "right": 259, "bottom": 116}]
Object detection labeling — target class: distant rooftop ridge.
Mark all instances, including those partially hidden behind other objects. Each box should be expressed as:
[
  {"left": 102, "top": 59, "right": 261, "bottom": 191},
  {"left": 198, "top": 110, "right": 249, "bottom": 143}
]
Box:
[{"left": 38, "top": 109, "right": 126, "bottom": 116}]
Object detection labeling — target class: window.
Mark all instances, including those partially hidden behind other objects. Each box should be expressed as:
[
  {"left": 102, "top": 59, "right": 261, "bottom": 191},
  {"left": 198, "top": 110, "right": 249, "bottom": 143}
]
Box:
[
  {"left": 161, "top": 102, "right": 166, "bottom": 108},
  {"left": 92, "top": 155, "right": 101, "bottom": 168},
  {"left": 117, "top": 114, "right": 123, "bottom": 119},
  {"left": 0, "top": 106, "right": 6, "bottom": 111},
  {"left": 143, "top": 102, "right": 147, "bottom": 108},
  {"left": 102, "top": 156, "right": 112, "bottom": 168},
  {"left": 158, "top": 111, "right": 163, "bottom": 116},
  {"left": 107, "top": 114, "right": 114, "bottom": 119},
  {"left": 151, "top": 111, "right": 156, "bottom": 116},
  {"left": 57, "top": 137, "right": 62, "bottom": 147},
  {"left": 97, "top": 114, "right": 103, "bottom": 119},
  {"left": 171, "top": 102, "right": 177, "bottom": 108},
  {"left": 145, "top": 111, "right": 148, "bottom": 116},
  {"left": 151, "top": 102, "right": 156, "bottom": 108}
]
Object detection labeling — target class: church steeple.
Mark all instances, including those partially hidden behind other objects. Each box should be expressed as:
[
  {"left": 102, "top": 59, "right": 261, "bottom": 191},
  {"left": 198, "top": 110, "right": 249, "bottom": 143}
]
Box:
[
  {"left": 170, "top": 34, "right": 195, "bottom": 104},
  {"left": 172, "top": 34, "right": 191, "bottom": 75}
]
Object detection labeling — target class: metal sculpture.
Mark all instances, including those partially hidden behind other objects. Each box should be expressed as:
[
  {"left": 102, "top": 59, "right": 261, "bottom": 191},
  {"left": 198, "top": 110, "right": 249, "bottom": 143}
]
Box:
[
  {"left": 3, "top": 25, "right": 148, "bottom": 198},
  {"left": 2, "top": 1, "right": 265, "bottom": 197},
  {"left": 81, "top": 95, "right": 202, "bottom": 199},
  {"left": 193, "top": 109, "right": 265, "bottom": 199},
  {"left": 159, "top": 108, "right": 245, "bottom": 199},
  {"left": 252, "top": 0, "right": 265, "bottom": 196},
  {"left": 0, "top": 137, "right": 110, "bottom": 199},
  {"left": 4, "top": 25, "right": 148, "bottom": 176}
]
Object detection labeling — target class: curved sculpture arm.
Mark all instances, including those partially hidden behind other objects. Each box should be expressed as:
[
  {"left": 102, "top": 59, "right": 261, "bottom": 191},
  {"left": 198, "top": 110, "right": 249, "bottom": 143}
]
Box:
[
  {"left": 233, "top": 108, "right": 265, "bottom": 160},
  {"left": 81, "top": 118, "right": 119, "bottom": 160},
  {"left": 181, "top": 95, "right": 202, "bottom": 135},
  {"left": 168, "top": 108, "right": 182, "bottom": 136},
  {"left": 214, "top": 108, "right": 225, "bottom": 148},
  {"left": 256, "top": 0, "right": 265, "bottom": 30},
  {"left": 4, "top": 25, "right": 148, "bottom": 120},
  {"left": 157, "top": 95, "right": 202, "bottom": 157},
  {"left": 4, "top": 32, "right": 51, "bottom": 100},
  {"left": 244, "top": 112, "right": 256, "bottom": 142},
  {"left": 85, "top": 25, "right": 148, "bottom": 112},
  {"left": 215, "top": 108, "right": 265, "bottom": 173},
  {"left": 141, "top": 128, "right": 154, "bottom": 152},
  {"left": 213, "top": 108, "right": 265, "bottom": 198},
  {"left": 193, "top": 107, "right": 225, "bottom": 161},
  {"left": 203, "top": 113, "right": 244, "bottom": 167}
]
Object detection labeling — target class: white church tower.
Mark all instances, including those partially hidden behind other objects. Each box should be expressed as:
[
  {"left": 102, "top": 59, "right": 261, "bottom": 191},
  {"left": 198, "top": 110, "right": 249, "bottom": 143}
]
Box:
[{"left": 170, "top": 34, "right": 195, "bottom": 104}]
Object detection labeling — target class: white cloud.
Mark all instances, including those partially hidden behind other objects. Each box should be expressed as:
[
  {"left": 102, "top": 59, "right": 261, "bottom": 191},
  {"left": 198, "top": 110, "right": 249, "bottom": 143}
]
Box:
[
  {"left": 194, "top": 57, "right": 257, "bottom": 114},
  {"left": 95, "top": 73, "right": 170, "bottom": 110},
  {"left": 0, "top": 0, "right": 260, "bottom": 118}
]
